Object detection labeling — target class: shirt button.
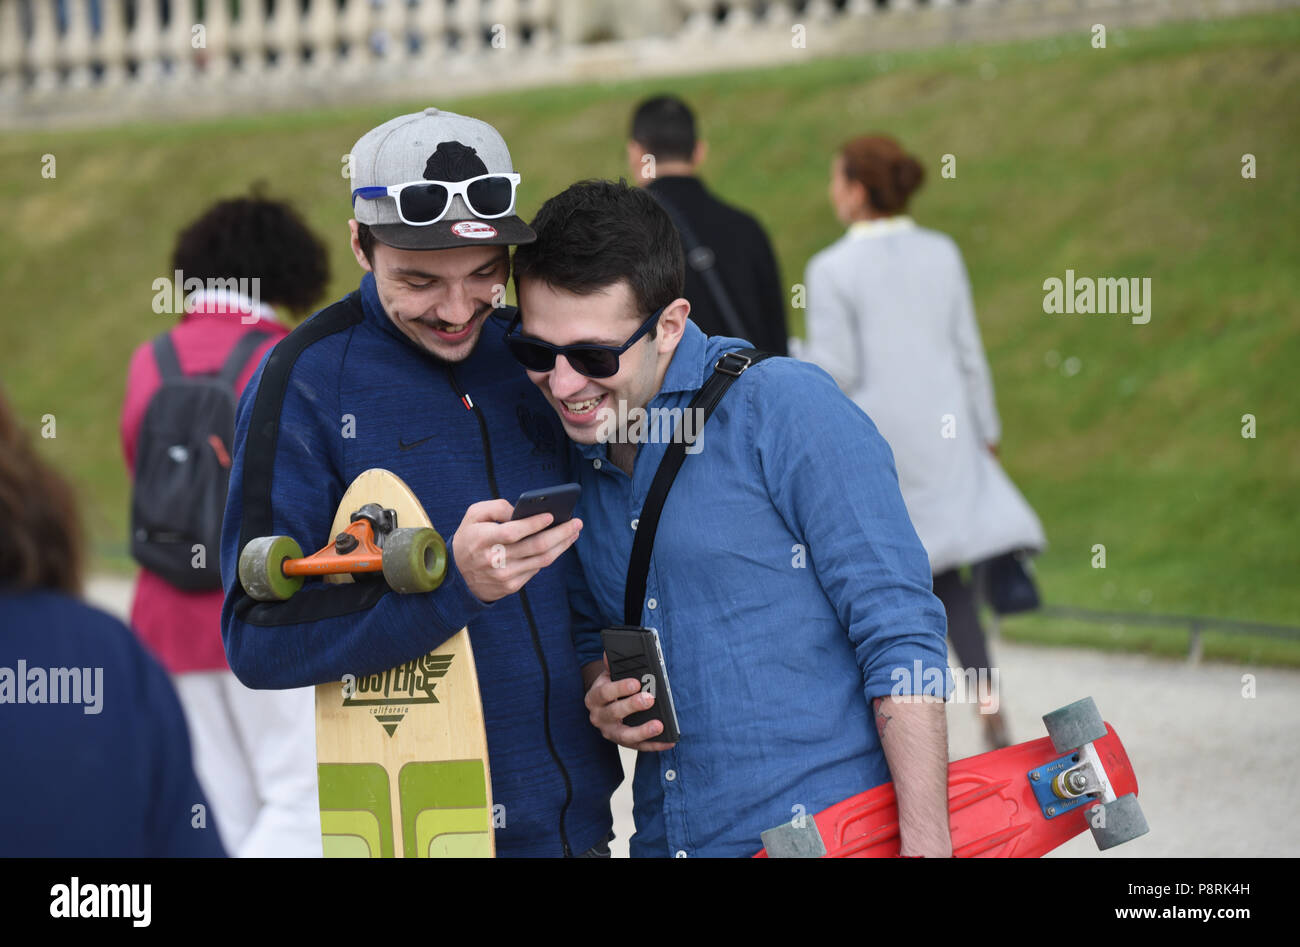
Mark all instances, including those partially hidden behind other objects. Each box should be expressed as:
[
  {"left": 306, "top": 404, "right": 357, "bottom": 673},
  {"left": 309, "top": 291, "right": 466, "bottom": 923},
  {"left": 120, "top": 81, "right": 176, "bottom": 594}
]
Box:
[
  {"left": 675, "top": 850, "right": 688, "bottom": 858},
  {"left": 593, "top": 458, "right": 602, "bottom": 470},
  {"left": 647, "top": 598, "right": 657, "bottom": 610},
  {"left": 631, "top": 518, "right": 639, "bottom": 530},
  {"left": 664, "top": 769, "right": 676, "bottom": 781}
]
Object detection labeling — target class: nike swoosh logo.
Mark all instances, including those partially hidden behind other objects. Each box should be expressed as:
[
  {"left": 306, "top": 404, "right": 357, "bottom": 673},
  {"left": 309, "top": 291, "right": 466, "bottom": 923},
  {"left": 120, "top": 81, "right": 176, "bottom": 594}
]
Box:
[{"left": 398, "top": 434, "right": 436, "bottom": 451}]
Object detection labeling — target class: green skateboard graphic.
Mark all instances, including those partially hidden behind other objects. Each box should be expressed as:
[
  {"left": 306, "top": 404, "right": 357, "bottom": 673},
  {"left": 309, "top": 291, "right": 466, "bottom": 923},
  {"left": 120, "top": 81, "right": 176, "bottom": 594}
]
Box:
[{"left": 319, "top": 759, "right": 491, "bottom": 858}]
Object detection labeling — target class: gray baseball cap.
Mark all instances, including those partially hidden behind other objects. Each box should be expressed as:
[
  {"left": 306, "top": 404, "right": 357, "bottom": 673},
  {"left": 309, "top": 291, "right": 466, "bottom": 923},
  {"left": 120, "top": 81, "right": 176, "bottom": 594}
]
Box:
[{"left": 349, "top": 107, "right": 536, "bottom": 251}]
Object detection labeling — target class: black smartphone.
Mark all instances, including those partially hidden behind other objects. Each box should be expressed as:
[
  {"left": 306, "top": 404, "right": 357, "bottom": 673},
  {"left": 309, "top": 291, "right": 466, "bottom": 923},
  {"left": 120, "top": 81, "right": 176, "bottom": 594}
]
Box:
[
  {"left": 509, "top": 483, "right": 581, "bottom": 526},
  {"left": 601, "top": 625, "right": 681, "bottom": 744}
]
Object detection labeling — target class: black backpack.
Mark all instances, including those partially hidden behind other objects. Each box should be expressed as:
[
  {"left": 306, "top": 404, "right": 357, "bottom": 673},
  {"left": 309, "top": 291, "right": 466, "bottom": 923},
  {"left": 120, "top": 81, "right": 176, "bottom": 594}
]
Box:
[{"left": 129, "top": 330, "right": 270, "bottom": 590}]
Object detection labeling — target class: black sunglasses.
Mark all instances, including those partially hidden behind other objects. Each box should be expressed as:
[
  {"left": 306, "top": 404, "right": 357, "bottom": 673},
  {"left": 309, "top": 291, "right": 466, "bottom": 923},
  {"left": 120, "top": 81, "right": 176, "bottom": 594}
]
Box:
[{"left": 504, "top": 306, "right": 665, "bottom": 379}]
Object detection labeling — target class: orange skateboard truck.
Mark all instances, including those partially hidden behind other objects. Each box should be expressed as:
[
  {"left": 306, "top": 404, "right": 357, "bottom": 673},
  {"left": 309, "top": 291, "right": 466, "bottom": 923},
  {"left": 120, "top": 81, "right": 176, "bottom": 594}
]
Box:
[{"left": 239, "top": 502, "right": 447, "bottom": 601}]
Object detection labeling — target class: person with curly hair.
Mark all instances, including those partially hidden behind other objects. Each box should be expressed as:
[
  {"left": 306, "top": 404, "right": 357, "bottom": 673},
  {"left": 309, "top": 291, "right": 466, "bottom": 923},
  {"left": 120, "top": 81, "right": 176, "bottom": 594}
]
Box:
[{"left": 120, "top": 190, "right": 329, "bottom": 856}]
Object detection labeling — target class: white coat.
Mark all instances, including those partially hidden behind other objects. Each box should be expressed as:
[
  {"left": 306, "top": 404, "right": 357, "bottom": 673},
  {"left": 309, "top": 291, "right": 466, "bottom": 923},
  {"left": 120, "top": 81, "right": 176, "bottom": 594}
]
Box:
[{"left": 794, "top": 217, "right": 1045, "bottom": 574}]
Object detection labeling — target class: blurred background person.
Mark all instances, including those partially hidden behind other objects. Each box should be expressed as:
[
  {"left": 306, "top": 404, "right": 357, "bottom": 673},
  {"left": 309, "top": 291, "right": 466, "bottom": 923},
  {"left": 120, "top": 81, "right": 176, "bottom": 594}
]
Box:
[
  {"left": 119, "top": 190, "right": 329, "bottom": 856},
  {"left": 797, "top": 134, "right": 1045, "bottom": 750},
  {"left": 0, "top": 384, "right": 225, "bottom": 857},
  {"left": 627, "top": 94, "right": 789, "bottom": 355}
]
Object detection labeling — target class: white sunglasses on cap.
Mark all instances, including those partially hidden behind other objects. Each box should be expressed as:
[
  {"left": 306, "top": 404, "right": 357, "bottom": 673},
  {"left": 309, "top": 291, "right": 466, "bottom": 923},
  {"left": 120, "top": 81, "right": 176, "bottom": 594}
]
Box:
[{"left": 351, "top": 173, "right": 521, "bottom": 226}]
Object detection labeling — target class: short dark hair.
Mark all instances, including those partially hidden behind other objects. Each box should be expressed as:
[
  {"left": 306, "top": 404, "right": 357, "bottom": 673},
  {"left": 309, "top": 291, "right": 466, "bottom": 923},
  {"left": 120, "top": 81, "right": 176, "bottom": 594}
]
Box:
[
  {"left": 629, "top": 95, "right": 697, "bottom": 163},
  {"left": 356, "top": 222, "right": 378, "bottom": 266},
  {"left": 513, "top": 179, "right": 684, "bottom": 336},
  {"left": 171, "top": 189, "right": 330, "bottom": 314}
]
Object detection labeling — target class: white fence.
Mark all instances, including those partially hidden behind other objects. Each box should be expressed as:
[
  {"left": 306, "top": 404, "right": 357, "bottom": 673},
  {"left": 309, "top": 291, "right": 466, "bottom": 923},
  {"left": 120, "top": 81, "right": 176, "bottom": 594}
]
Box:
[{"left": 2, "top": 0, "right": 1296, "bottom": 125}]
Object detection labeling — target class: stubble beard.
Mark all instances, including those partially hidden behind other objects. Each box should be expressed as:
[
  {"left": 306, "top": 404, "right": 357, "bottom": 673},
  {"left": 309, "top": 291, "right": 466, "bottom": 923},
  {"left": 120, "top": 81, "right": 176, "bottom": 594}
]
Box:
[{"left": 388, "top": 299, "right": 496, "bottom": 364}]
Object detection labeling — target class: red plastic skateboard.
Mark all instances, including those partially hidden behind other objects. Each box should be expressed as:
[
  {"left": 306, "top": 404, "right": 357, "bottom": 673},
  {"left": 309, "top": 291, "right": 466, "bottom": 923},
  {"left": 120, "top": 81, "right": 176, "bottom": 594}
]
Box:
[{"left": 757, "top": 697, "right": 1148, "bottom": 858}]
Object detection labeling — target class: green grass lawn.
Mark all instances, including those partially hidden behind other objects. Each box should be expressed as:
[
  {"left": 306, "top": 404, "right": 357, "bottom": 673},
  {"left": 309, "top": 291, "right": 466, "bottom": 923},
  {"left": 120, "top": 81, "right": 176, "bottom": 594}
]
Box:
[
  {"left": 999, "top": 610, "right": 1300, "bottom": 669},
  {"left": 2, "top": 11, "right": 1297, "bottom": 657}
]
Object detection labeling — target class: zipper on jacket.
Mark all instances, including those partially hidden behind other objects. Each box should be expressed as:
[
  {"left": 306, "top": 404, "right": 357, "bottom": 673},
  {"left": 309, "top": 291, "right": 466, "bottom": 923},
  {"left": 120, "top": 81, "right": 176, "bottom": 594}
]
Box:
[{"left": 448, "top": 367, "right": 576, "bottom": 857}]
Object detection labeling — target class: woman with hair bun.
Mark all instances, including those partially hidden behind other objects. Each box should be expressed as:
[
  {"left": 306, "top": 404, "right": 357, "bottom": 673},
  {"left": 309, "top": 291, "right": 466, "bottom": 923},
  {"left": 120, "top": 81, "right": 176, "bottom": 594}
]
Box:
[{"left": 798, "top": 135, "right": 1045, "bottom": 750}]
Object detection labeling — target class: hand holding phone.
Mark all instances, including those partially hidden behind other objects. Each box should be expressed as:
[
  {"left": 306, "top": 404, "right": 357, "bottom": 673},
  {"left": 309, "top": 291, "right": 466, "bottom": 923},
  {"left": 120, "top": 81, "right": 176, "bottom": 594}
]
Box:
[
  {"left": 583, "top": 660, "right": 679, "bottom": 752},
  {"left": 452, "top": 492, "right": 582, "bottom": 604},
  {"left": 592, "top": 626, "right": 681, "bottom": 747},
  {"left": 510, "top": 483, "right": 581, "bottom": 526}
]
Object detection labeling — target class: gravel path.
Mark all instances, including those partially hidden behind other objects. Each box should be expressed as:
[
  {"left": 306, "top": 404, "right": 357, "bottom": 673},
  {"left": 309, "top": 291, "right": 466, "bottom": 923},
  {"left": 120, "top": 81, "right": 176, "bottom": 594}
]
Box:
[
  {"left": 944, "top": 636, "right": 1298, "bottom": 858},
  {"left": 85, "top": 575, "right": 1298, "bottom": 858}
]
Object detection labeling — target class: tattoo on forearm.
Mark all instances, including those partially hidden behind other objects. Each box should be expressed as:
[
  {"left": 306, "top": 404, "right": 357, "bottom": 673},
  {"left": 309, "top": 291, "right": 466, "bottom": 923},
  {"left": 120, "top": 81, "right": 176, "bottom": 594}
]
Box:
[{"left": 873, "top": 697, "right": 892, "bottom": 738}]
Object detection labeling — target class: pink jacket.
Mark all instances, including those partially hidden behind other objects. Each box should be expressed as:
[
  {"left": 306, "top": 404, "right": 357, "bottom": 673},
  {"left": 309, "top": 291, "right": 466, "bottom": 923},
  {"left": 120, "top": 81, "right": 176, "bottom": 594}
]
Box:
[{"left": 121, "top": 295, "right": 289, "bottom": 674}]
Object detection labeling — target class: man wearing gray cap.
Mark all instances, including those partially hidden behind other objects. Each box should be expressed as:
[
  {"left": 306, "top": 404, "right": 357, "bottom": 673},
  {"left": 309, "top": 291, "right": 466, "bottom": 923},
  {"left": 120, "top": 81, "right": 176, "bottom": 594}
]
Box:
[{"left": 219, "top": 108, "right": 624, "bottom": 857}]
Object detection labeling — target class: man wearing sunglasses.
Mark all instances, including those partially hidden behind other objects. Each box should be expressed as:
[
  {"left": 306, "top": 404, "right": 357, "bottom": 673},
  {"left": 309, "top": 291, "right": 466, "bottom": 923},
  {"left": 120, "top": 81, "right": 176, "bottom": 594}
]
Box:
[
  {"left": 219, "top": 109, "right": 623, "bottom": 857},
  {"left": 510, "top": 179, "right": 954, "bottom": 858}
]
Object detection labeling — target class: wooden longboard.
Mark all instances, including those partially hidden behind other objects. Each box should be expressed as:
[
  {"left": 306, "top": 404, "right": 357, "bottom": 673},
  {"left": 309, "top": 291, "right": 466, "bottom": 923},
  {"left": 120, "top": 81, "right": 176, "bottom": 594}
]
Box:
[{"left": 315, "top": 469, "right": 494, "bottom": 858}]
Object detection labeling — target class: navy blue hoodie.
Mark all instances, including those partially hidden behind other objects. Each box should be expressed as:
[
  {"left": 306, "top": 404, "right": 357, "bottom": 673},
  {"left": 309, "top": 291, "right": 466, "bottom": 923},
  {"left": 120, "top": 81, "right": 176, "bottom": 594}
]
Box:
[
  {"left": 219, "top": 273, "right": 622, "bottom": 857},
  {"left": 1, "top": 590, "right": 226, "bottom": 857}
]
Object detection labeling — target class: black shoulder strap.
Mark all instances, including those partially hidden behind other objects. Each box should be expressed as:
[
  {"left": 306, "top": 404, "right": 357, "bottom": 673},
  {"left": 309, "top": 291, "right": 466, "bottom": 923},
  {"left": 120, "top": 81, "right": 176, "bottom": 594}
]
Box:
[
  {"left": 150, "top": 329, "right": 271, "bottom": 386},
  {"left": 623, "top": 348, "right": 776, "bottom": 625},
  {"left": 238, "top": 292, "right": 365, "bottom": 553},
  {"left": 648, "top": 187, "right": 751, "bottom": 341},
  {"left": 151, "top": 333, "right": 183, "bottom": 381},
  {"left": 218, "top": 330, "right": 273, "bottom": 387}
]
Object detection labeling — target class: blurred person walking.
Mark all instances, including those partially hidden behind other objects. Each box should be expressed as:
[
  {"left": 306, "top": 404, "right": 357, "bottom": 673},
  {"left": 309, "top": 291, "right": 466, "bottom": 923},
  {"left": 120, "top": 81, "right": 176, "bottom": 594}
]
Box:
[
  {"left": 120, "top": 192, "right": 328, "bottom": 856},
  {"left": 0, "top": 386, "right": 225, "bottom": 856},
  {"left": 797, "top": 135, "right": 1045, "bottom": 749},
  {"left": 627, "top": 95, "right": 788, "bottom": 355}
]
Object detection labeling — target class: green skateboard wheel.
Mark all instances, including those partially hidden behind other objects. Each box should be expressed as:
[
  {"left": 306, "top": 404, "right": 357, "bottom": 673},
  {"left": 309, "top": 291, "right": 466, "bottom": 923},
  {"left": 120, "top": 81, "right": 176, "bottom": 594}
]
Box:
[
  {"left": 382, "top": 527, "right": 447, "bottom": 594},
  {"left": 239, "top": 535, "right": 305, "bottom": 601}
]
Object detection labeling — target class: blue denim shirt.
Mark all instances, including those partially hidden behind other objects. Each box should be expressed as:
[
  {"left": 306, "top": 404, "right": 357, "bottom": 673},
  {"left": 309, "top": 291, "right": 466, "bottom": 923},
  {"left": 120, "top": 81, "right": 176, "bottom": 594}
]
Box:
[{"left": 568, "top": 322, "right": 951, "bottom": 858}]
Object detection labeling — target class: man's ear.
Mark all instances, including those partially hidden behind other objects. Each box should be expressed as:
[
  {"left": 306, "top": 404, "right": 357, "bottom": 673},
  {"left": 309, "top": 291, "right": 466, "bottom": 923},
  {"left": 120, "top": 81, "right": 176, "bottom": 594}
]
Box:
[
  {"left": 656, "top": 297, "right": 691, "bottom": 357},
  {"left": 627, "top": 141, "right": 652, "bottom": 184},
  {"left": 348, "top": 219, "right": 373, "bottom": 273},
  {"left": 692, "top": 140, "right": 709, "bottom": 171}
]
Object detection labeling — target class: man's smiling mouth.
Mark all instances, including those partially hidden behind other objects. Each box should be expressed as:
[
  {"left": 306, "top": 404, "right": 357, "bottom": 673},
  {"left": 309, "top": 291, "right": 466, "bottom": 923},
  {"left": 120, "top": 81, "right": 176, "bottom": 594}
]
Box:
[
  {"left": 416, "top": 309, "right": 486, "bottom": 341},
  {"left": 559, "top": 392, "right": 609, "bottom": 422}
]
